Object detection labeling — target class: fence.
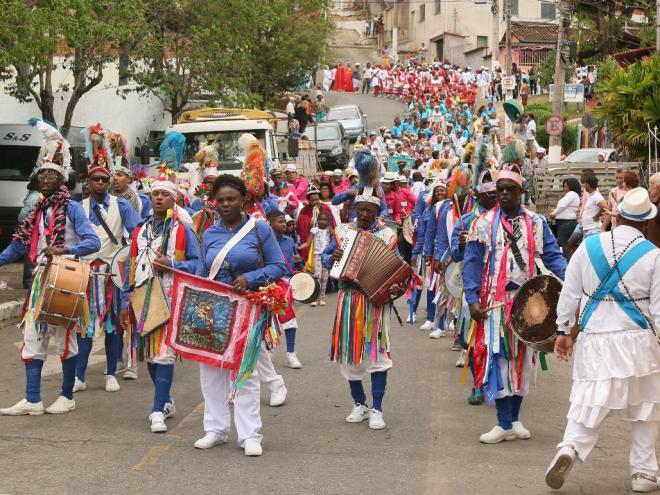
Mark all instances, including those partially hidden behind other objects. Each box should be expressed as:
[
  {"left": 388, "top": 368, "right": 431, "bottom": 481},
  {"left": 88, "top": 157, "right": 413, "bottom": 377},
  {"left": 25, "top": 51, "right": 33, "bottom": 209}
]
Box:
[{"left": 535, "top": 162, "right": 640, "bottom": 215}]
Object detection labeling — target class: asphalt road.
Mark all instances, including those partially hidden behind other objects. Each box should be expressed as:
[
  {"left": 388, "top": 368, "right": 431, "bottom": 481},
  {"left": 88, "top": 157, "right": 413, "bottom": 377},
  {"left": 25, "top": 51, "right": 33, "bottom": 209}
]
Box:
[{"left": 0, "top": 92, "right": 653, "bottom": 495}]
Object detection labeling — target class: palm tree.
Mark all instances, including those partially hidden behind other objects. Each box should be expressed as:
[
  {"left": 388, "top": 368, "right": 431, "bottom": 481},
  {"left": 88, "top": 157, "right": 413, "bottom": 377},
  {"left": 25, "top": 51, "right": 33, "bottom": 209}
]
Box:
[{"left": 594, "top": 54, "right": 660, "bottom": 164}]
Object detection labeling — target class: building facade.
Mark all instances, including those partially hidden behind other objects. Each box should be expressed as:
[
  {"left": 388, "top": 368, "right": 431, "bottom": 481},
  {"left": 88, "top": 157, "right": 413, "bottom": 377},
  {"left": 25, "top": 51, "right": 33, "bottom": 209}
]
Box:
[{"left": 370, "top": 0, "right": 558, "bottom": 69}]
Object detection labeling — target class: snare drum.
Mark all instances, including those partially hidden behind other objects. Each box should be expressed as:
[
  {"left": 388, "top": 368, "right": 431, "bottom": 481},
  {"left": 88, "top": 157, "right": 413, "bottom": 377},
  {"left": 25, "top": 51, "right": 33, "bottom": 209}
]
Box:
[
  {"left": 290, "top": 272, "right": 320, "bottom": 304},
  {"left": 34, "top": 256, "right": 91, "bottom": 327}
]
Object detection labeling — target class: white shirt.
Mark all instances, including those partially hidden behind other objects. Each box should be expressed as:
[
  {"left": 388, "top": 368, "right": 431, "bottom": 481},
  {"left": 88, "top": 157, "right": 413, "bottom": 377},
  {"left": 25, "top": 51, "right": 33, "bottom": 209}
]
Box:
[
  {"left": 286, "top": 101, "right": 295, "bottom": 115},
  {"left": 556, "top": 226, "right": 660, "bottom": 334},
  {"left": 581, "top": 190, "right": 604, "bottom": 232},
  {"left": 411, "top": 181, "right": 425, "bottom": 198},
  {"left": 525, "top": 119, "right": 536, "bottom": 141},
  {"left": 553, "top": 191, "right": 580, "bottom": 220},
  {"left": 364, "top": 68, "right": 373, "bottom": 79}
]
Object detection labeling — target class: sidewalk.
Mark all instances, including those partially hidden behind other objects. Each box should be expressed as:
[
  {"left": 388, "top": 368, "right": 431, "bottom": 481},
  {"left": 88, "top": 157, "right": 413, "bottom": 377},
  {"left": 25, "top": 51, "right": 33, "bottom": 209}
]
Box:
[{"left": 0, "top": 262, "right": 26, "bottom": 322}]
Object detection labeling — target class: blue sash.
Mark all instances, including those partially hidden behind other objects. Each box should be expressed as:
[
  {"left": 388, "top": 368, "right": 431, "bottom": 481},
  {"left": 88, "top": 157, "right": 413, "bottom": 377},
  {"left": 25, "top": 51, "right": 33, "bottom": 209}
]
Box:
[{"left": 581, "top": 235, "right": 655, "bottom": 330}]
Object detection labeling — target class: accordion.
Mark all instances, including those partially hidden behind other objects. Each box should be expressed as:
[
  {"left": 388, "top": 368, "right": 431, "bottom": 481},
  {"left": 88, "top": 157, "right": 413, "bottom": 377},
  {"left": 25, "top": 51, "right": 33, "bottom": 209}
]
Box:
[{"left": 330, "top": 227, "right": 413, "bottom": 306}]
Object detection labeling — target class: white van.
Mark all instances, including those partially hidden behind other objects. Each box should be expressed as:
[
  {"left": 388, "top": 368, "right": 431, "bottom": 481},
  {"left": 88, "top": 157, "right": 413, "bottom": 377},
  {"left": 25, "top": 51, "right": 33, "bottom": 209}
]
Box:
[
  {"left": 166, "top": 109, "right": 281, "bottom": 178},
  {"left": 0, "top": 124, "right": 86, "bottom": 248}
]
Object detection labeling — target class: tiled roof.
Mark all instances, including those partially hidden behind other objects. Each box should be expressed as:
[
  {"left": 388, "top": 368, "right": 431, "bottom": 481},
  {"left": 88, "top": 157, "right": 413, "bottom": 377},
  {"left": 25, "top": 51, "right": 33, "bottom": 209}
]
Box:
[{"left": 506, "top": 22, "right": 558, "bottom": 44}]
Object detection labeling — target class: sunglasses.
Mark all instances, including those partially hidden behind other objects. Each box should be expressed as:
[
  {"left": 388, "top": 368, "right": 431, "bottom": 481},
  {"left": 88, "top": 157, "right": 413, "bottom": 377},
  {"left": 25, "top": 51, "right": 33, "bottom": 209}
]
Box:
[
  {"left": 89, "top": 175, "right": 110, "bottom": 183},
  {"left": 496, "top": 184, "right": 519, "bottom": 193},
  {"left": 37, "top": 173, "right": 60, "bottom": 182}
]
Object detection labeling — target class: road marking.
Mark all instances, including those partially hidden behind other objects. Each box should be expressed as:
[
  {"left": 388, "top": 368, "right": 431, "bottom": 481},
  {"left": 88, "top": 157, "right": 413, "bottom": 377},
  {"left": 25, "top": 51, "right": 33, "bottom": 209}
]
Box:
[
  {"left": 13, "top": 334, "right": 107, "bottom": 377},
  {"left": 132, "top": 445, "right": 171, "bottom": 472}
]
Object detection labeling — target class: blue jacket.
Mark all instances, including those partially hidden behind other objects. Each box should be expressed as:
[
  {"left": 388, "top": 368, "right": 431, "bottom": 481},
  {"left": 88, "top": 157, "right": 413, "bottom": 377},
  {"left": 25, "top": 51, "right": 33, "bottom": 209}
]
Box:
[
  {"left": 0, "top": 201, "right": 100, "bottom": 265},
  {"left": 196, "top": 216, "right": 286, "bottom": 288}
]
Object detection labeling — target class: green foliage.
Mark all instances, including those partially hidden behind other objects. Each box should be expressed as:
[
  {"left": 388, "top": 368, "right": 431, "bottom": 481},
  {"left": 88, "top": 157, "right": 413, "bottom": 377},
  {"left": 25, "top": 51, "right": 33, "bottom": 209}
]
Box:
[
  {"left": 525, "top": 101, "right": 576, "bottom": 153},
  {"left": 535, "top": 50, "right": 575, "bottom": 87},
  {"left": 0, "top": 0, "right": 141, "bottom": 136},
  {"left": 594, "top": 54, "right": 660, "bottom": 162}
]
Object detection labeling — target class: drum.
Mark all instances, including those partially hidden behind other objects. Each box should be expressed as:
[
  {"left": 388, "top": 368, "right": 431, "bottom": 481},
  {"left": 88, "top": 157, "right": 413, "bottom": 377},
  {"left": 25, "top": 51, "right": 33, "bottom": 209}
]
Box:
[
  {"left": 130, "top": 277, "right": 170, "bottom": 336},
  {"left": 402, "top": 214, "right": 414, "bottom": 244},
  {"left": 509, "top": 274, "right": 579, "bottom": 353},
  {"left": 289, "top": 272, "right": 320, "bottom": 304},
  {"left": 34, "top": 256, "right": 91, "bottom": 327},
  {"left": 110, "top": 245, "right": 131, "bottom": 289},
  {"left": 444, "top": 261, "right": 464, "bottom": 298}
]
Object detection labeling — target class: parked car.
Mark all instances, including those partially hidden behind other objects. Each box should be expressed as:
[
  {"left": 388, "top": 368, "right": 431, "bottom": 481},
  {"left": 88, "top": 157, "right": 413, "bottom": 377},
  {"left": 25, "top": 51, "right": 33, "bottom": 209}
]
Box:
[
  {"left": 326, "top": 104, "right": 367, "bottom": 141},
  {"left": 303, "top": 121, "right": 350, "bottom": 170},
  {"left": 562, "top": 148, "right": 617, "bottom": 163}
]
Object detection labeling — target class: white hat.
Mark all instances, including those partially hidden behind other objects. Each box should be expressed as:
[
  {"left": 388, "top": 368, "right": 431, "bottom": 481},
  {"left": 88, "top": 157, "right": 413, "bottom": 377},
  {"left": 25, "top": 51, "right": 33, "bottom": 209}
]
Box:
[
  {"left": 332, "top": 168, "right": 343, "bottom": 176},
  {"left": 617, "top": 187, "right": 658, "bottom": 222},
  {"left": 536, "top": 146, "right": 546, "bottom": 154},
  {"left": 381, "top": 171, "right": 398, "bottom": 183},
  {"left": 597, "top": 151, "right": 606, "bottom": 158},
  {"left": 397, "top": 175, "right": 408, "bottom": 183},
  {"left": 285, "top": 163, "right": 297, "bottom": 172},
  {"left": 284, "top": 214, "right": 294, "bottom": 223}
]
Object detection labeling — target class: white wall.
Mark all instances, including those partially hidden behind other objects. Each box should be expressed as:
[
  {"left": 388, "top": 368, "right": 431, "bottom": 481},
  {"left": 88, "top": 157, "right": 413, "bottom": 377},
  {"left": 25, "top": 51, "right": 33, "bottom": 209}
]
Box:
[{"left": 0, "top": 60, "right": 171, "bottom": 158}]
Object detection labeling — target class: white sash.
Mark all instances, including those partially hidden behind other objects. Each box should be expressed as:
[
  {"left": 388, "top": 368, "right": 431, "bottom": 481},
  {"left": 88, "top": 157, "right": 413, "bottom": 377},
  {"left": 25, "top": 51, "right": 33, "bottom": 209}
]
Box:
[{"left": 208, "top": 217, "right": 257, "bottom": 280}]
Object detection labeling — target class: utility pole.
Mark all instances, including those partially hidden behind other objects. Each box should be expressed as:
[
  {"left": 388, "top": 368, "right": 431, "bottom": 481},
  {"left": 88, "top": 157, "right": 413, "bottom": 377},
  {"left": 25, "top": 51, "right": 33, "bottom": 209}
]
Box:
[
  {"left": 504, "top": 0, "right": 513, "bottom": 138},
  {"left": 491, "top": 0, "right": 499, "bottom": 71},
  {"left": 391, "top": 0, "right": 398, "bottom": 64},
  {"left": 549, "top": 0, "right": 570, "bottom": 163},
  {"left": 656, "top": 0, "right": 660, "bottom": 52}
]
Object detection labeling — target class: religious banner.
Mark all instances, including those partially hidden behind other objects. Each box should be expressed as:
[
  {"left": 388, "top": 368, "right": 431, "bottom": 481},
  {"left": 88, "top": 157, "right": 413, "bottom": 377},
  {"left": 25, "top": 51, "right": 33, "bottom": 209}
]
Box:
[{"left": 387, "top": 155, "right": 415, "bottom": 172}]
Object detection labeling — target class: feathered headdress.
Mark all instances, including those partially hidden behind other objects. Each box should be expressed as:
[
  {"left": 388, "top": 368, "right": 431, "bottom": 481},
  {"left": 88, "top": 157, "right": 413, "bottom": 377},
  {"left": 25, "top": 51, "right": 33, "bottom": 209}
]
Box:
[
  {"left": 151, "top": 169, "right": 179, "bottom": 199},
  {"left": 30, "top": 118, "right": 72, "bottom": 180},
  {"left": 447, "top": 163, "right": 473, "bottom": 199},
  {"left": 354, "top": 148, "right": 382, "bottom": 196},
  {"left": 159, "top": 132, "right": 186, "bottom": 172},
  {"left": 474, "top": 134, "right": 495, "bottom": 191},
  {"left": 239, "top": 133, "right": 266, "bottom": 198},
  {"left": 501, "top": 138, "right": 526, "bottom": 165},
  {"left": 107, "top": 130, "right": 130, "bottom": 176}
]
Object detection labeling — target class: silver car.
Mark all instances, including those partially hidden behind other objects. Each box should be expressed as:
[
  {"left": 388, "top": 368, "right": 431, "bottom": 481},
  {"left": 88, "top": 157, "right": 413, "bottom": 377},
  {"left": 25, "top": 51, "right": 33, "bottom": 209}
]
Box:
[
  {"left": 326, "top": 104, "right": 367, "bottom": 142},
  {"left": 562, "top": 148, "right": 617, "bottom": 163}
]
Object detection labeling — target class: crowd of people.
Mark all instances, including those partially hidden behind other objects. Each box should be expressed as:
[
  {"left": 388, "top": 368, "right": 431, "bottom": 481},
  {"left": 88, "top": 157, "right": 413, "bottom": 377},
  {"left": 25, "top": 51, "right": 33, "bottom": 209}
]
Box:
[{"left": 0, "top": 111, "right": 658, "bottom": 492}]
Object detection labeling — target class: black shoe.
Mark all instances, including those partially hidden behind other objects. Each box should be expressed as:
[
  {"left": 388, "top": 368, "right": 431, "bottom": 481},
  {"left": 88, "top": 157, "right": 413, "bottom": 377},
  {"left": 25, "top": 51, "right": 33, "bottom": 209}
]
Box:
[{"left": 468, "top": 388, "right": 484, "bottom": 406}]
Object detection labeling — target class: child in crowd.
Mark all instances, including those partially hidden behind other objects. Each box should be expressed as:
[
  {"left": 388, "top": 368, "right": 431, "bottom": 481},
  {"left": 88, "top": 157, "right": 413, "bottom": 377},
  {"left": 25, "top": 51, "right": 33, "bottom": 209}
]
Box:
[
  {"left": 301, "top": 211, "right": 332, "bottom": 306},
  {"left": 268, "top": 210, "right": 304, "bottom": 369}
]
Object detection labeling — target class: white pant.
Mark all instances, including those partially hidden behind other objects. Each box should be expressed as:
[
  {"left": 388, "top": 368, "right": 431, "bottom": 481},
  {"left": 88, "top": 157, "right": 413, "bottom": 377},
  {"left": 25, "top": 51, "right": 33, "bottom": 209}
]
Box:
[
  {"left": 558, "top": 418, "right": 658, "bottom": 476},
  {"left": 255, "top": 344, "right": 285, "bottom": 393},
  {"left": 339, "top": 353, "right": 392, "bottom": 381},
  {"left": 21, "top": 324, "right": 78, "bottom": 361},
  {"left": 199, "top": 364, "right": 262, "bottom": 447}
]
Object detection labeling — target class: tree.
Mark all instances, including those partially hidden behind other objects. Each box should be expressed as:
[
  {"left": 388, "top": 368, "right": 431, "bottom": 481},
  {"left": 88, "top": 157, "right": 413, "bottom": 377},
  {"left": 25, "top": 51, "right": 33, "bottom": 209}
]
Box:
[
  {"left": 594, "top": 54, "right": 660, "bottom": 162},
  {"left": 241, "top": 0, "right": 334, "bottom": 107},
  {"left": 0, "top": 0, "right": 140, "bottom": 137},
  {"left": 126, "top": 0, "right": 253, "bottom": 124}
]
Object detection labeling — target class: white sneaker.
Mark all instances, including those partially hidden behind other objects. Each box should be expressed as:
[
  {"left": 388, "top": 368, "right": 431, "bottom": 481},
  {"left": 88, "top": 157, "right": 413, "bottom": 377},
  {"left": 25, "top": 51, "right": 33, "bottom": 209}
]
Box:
[
  {"left": 286, "top": 352, "right": 302, "bottom": 369},
  {"left": 545, "top": 445, "right": 576, "bottom": 489},
  {"left": 479, "top": 425, "right": 517, "bottom": 444},
  {"left": 163, "top": 400, "right": 175, "bottom": 419},
  {"left": 455, "top": 349, "right": 466, "bottom": 368},
  {"left": 429, "top": 328, "right": 447, "bottom": 339},
  {"left": 45, "top": 396, "right": 75, "bottom": 414},
  {"left": 448, "top": 321, "right": 456, "bottom": 333},
  {"left": 244, "top": 438, "right": 263, "bottom": 456},
  {"left": 369, "top": 409, "right": 386, "bottom": 430},
  {"left": 310, "top": 301, "right": 318, "bottom": 307},
  {"left": 116, "top": 361, "right": 126, "bottom": 373},
  {"left": 632, "top": 473, "right": 660, "bottom": 493},
  {"left": 122, "top": 367, "right": 138, "bottom": 380},
  {"left": 149, "top": 412, "right": 167, "bottom": 433},
  {"left": 194, "top": 432, "right": 226, "bottom": 449},
  {"left": 419, "top": 320, "right": 433, "bottom": 331},
  {"left": 269, "top": 385, "right": 287, "bottom": 407},
  {"left": 320, "top": 300, "right": 326, "bottom": 306},
  {"left": 345, "top": 403, "right": 371, "bottom": 423},
  {"left": 105, "top": 375, "right": 120, "bottom": 392},
  {"left": 73, "top": 378, "right": 86, "bottom": 392},
  {"left": 0, "top": 398, "right": 44, "bottom": 416},
  {"left": 512, "top": 420, "right": 531, "bottom": 439}
]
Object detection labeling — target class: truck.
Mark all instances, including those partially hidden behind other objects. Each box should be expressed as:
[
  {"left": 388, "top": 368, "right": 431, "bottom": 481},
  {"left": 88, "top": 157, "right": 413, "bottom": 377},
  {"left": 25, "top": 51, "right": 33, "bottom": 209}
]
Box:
[{"left": 0, "top": 124, "right": 87, "bottom": 248}]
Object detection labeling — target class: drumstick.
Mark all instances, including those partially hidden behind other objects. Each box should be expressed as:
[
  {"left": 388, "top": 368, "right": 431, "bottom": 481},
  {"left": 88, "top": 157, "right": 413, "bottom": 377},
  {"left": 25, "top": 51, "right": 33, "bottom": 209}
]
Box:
[
  {"left": 453, "top": 194, "right": 465, "bottom": 231},
  {"left": 482, "top": 301, "right": 505, "bottom": 313}
]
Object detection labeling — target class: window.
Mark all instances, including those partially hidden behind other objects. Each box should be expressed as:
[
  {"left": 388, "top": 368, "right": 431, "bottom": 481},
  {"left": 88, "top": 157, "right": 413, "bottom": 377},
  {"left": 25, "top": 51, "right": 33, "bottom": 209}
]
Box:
[
  {"left": 477, "top": 35, "right": 488, "bottom": 48},
  {"left": 419, "top": 4, "right": 425, "bottom": 22},
  {"left": 511, "top": 0, "right": 519, "bottom": 16},
  {"left": 434, "top": 0, "right": 441, "bottom": 15},
  {"left": 541, "top": 1, "right": 556, "bottom": 19}
]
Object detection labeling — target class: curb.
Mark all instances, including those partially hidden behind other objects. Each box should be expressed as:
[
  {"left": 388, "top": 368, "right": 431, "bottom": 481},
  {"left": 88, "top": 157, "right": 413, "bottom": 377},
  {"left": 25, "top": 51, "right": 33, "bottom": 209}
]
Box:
[{"left": 0, "top": 299, "right": 24, "bottom": 322}]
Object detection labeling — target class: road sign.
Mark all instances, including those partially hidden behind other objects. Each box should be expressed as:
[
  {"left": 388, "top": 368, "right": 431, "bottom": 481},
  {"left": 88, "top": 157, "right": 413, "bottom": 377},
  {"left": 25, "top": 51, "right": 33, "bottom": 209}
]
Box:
[
  {"left": 548, "top": 84, "right": 585, "bottom": 103},
  {"left": 502, "top": 76, "right": 516, "bottom": 91},
  {"left": 546, "top": 115, "right": 564, "bottom": 136}
]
